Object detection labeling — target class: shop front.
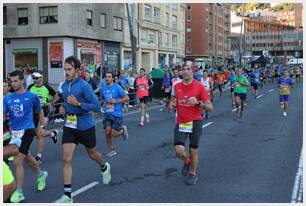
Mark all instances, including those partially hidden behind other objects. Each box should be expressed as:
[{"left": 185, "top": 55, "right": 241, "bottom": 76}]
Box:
[
  {"left": 77, "top": 39, "right": 102, "bottom": 65},
  {"left": 104, "top": 42, "right": 120, "bottom": 74}
]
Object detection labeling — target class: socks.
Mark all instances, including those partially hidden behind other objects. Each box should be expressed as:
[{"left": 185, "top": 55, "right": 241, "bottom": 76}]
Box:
[
  {"left": 101, "top": 164, "right": 107, "bottom": 172},
  {"left": 145, "top": 113, "right": 149, "bottom": 118},
  {"left": 140, "top": 116, "right": 144, "bottom": 122},
  {"left": 64, "top": 184, "right": 72, "bottom": 198},
  {"left": 184, "top": 157, "right": 191, "bottom": 165},
  {"left": 189, "top": 170, "right": 196, "bottom": 176}
]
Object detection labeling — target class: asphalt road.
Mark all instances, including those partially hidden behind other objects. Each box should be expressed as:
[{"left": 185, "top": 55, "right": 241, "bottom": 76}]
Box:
[{"left": 18, "top": 79, "right": 303, "bottom": 203}]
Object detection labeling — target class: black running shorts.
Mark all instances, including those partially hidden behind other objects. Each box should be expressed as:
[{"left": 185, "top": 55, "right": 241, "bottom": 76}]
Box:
[
  {"left": 174, "top": 120, "right": 202, "bottom": 149},
  {"left": 62, "top": 126, "right": 96, "bottom": 149}
]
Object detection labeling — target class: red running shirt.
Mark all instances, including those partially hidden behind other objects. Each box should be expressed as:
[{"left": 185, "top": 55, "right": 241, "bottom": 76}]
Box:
[
  {"left": 136, "top": 76, "right": 149, "bottom": 98},
  {"left": 174, "top": 80, "right": 210, "bottom": 124}
]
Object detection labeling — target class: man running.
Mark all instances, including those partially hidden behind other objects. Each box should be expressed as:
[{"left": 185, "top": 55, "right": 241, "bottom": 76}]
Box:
[
  {"left": 233, "top": 68, "right": 250, "bottom": 118},
  {"left": 250, "top": 67, "right": 260, "bottom": 98},
  {"left": 162, "top": 70, "right": 172, "bottom": 112},
  {"left": 200, "top": 70, "right": 214, "bottom": 119},
  {"left": 99, "top": 71, "right": 129, "bottom": 157},
  {"left": 27, "top": 70, "right": 59, "bottom": 164},
  {"left": 55, "top": 56, "right": 111, "bottom": 203},
  {"left": 4, "top": 70, "right": 48, "bottom": 203},
  {"left": 278, "top": 70, "right": 294, "bottom": 117},
  {"left": 170, "top": 62, "right": 213, "bottom": 185},
  {"left": 134, "top": 68, "right": 151, "bottom": 126}
]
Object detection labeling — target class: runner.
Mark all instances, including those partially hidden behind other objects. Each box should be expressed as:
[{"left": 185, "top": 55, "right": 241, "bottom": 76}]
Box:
[
  {"left": 55, "top": 56, "right": 111, "bottom": 203},
  {"left": 99, "top": 71, "right": 129, "bottom": 157},
  {"left": 134, "top": 68, "right": 151, "bottom": 126},
  {"left": 233, "top": 68, "right": 250, "bottom": 118},
  {"left": 200, "top": 70, "right": 214, "bottom": 119},
  {"left": 216, "top": 70, "right": 225, "bottom": 97},
  {"left": 250, "top": 67, "right": 260, "bottom": 98},
  {"left": 118, "top": 70, "right": 130, "bottom": 112},
  {"left": 170, "top": 62, "right": 213, "bottom": 185},
  {"left": 3, "top": 70, "right": 48, "bottom": 203},
  {"left": 27, "top": 70, "right": 59, "bottom": 165},
  {"left": 278, "top": 70, "right": 294, "bottom": 117},
  {"left": 228, "top": 68, "right": 236, "bottom": 108},
  {"left": 295, "top": 66, "right": 301, "bottom": 83},
  {"left": 162, "top": 70, "right": 172, "bottom": 112}
]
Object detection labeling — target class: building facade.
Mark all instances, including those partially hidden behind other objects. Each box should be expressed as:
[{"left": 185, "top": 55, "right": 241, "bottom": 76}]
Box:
[
  {"left": 185, "top": 3, "right": 231, "bottom": 66},
  {"left": 121, "top": 3, "right": 186, "bottom": 73},
  {"left": 3, "top": 3, "right": 124, "bottom": 84},
  {"left": 245, "top": 30, "right": 303, "bottom": 64}
]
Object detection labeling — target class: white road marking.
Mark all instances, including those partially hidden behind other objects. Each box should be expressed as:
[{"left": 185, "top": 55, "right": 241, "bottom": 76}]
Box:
[
  {"left": 256, "top": 94, "right": 264, "bottom": 99},
  {"left": 71, "top": 181, "right": 99, "bottom": 197},
  {"left": 268, "top": 89, "right": 275, "bottom": 92},
  {"left": 232, "top": 108, "right": 237, "bottom": 112},
  {"left": 291, "top": 147, "right": 303, "bottom": 203},
  {"left": 202, "top": 122, "right": 213, "bottom": 128}
]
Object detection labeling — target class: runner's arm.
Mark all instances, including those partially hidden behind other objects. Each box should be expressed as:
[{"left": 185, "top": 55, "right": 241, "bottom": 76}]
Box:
[{"left": 80, "top": 84, "right": 101, "bottom": 113}]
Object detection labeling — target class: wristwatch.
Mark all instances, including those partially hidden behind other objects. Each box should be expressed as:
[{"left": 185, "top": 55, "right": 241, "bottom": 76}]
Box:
[{"left": 78, "top": 102, "right": 82, "bottom": 107}]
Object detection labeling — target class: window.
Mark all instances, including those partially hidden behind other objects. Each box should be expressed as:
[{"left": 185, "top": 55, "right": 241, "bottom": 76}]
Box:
[
  {"left": 172, "top": 35, "right": 177, "bottom": 47},
  {"left": 165, "top": 13, "right": 169, "bottom": 26},
  {"left": 187, "top": 27, "right": 192, "bottom": 32},
  {"left": 39, "top": 6, "right": 58, "bottom": 24},
  {"left": 153, "top": 8, "right": 160, "bottom": 22},
  {"left": 165, "top": 33, "right": 169, "bottom": 46},
  {"left": 158, "top": 32, "right": 162, "bottom": 46},
  {"left": 113, "top": 16, "right": 122, "bottom": 31},
  {"left": 3, "top": 6, "right": 7, "bottom": 25},
  {"left": 141, "top": 30, "right": 147, "bottom": 42},
  {"left": 187, "top": 5, "right": 192, "bottom": 11},
  {"left": 172, "top": 15, "right": 177, "bottom": 28},
  {"left": 17, "top": 8, "right": 28, "bottom": 25},
  {"left": 87, "top": 10, "right": 92, "bottom": 26},
  {"left": 187, "top": 15, "right": 192, "bottom": 21},
  {"left": 171, "top": 3, "right": 177, "bottom": 10},
  {"left": 144, "top": 4, "right": 151, "bottom": 20},
  {"left": 187, "top": 36, "right": 191, "bottom": 43},
  {"left": 186, "top": 47, "right": 191, "bottom": 53},
  {"left": 100, "top": 13, "right": 106, "bottom": 28},
  {"left": 206, "top": 16, "right": 208, "bottom": 22},
  {"left": 148, "top": 32, "right": 155, "bottom": 44}
]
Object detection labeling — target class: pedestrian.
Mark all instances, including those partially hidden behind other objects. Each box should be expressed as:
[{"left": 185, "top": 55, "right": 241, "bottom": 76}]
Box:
[
  {"left": 27, "top": 70, "right": 59, "bottom": 164},
  {"left": 55, "top": 56, "right": 111, "bottom": 203},
  {"left": 278, "top": 69, "right": 294, "bottom": 117},
  {"left": 233, "top": 68, "right": 250, "bottom": 118},
  {"left": 170, "top": 62, "right": 213, "bottom": 185},
  {"left": 4, "top": 70, "right": 48, "bottom": 203},
  {"left": 98, "top": 71, "right": 129, "bottom": 157},
  {"left": 134, "top": 68, "right": 151, "bottom": 126}
]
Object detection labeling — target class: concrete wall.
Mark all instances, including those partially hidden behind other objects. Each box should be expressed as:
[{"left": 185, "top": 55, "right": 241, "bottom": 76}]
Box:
[{"left": 4, "top": 3, "right": 124, "bottom": 43}]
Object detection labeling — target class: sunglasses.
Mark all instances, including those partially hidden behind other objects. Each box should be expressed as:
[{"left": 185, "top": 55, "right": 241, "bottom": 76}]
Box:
[{"left": 32, "top": 77, "right": 41, "bottom": 80}]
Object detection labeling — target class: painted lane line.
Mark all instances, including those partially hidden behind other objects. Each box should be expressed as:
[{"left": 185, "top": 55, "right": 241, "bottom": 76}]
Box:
[
  {"left": 72, "top": 181, "right": 99, "bottom": 197},
  {"left": 291, "top": 147, "right": 303, "bottom": 203},
  {"left": 268, "top": 89, "right": 275, "bottom": 92},
  {"left": 232, "top": 108, "right": 237, "bottom": 112},
  {"left": 256, "top": 94, "right": 264, "bottom": 99},
  {"left": 202, "top": 122, "right": 213, "bottom": 128}
]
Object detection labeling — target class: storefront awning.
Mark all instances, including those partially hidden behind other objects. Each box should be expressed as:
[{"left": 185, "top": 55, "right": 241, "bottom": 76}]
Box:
[{"left": 13, "top": 48, "right": 38, "bottom": 54}]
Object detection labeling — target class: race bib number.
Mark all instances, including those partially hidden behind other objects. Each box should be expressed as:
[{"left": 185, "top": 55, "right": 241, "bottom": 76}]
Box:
[
  {"left": 255, "top": 78, "right": 259, "bottom": 82},
  {"left": 65, "top": 114, "right": 77, "bottom": 129},
  {"left": 165, "top": 87, "right": 170, "bottom": 93},
  {"left": 105, "top": 103, "right": 115, "bottom": 112},
  {"left": 10, "top": 130, "right": 24, "bottom": 148},
  {"left": 179, "top": 121, "right": 193, "bottom": 133},
  {"left": 139, "top": 85, "right": 146, "bottom": 90}
]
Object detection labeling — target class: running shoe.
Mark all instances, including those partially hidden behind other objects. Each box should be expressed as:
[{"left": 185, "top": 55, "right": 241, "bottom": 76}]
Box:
[
  {"left": 37, "top": 171, "right": 48, "bottom": 191},
  {"left": 51, "top": 129, "right": 58, "bottom": 144},
  {"left": 106, "top": 149, "right": 117, "bottom": 157},
  {"left": 10, "top": 189, "right": 25, "bottom": 203},
  {"left": 186, "top": 173, "right": 198, "bottom": 185},
  {"left": 54, "top": 194, "right": 73, "bottom": 203},
  {"left": 283, "top": 112, "right": 288, "bottom": 117},
  {"left": 121, "top": 125, "right": 128, "bottom": 141},
  {"left": 145, "top": 116, "right": 150, "bottom": 123},
  {"left": 101, "top": 162, "right": 111, "bottom": 184},
  {"left": 139, "top": 121, "right": 144, "bottom": 127}
]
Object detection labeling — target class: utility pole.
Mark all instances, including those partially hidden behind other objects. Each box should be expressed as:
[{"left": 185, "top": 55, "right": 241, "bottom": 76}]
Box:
[
  {"left": 126, "top": 3, "right": 137, "bottom": 75},
  {"left": 239, "top": 4, "right": 244, "bottom": 67}
]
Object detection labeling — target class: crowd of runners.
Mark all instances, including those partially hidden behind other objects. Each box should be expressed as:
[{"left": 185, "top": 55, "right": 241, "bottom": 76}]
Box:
[{"left": 3, "top": 55, "right": 302, "bottom": 203}]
